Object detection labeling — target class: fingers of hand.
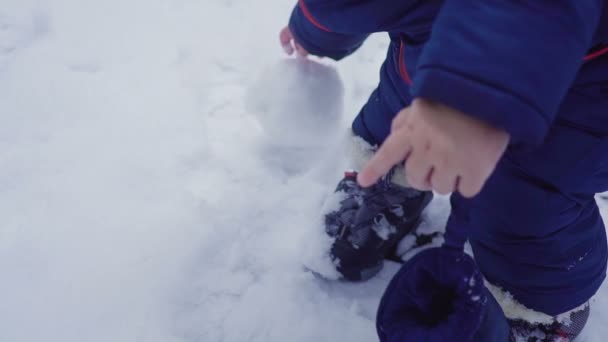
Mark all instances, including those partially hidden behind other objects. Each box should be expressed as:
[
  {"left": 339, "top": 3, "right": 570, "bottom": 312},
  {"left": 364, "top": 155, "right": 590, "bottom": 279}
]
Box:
[
  {"left": 404, "top": 145, "right": 433, "bottom": 191},
  {"left": 279, "top": 27, "right": 295, "bottom": 55},
  {"left": 295, "top": 43, "right": 309, "bottom": 57},
  {"left": 429, "top": 165, "right": 458, "bottom": 195},
  {"left": 455, "top": 151, "right": 499, "bottom": 198},
  {"left": 457, "top": 172, "right": 484, "bottom": 198},
  {"left": 358, "top": 130, "right": 411, "bottom": 188},
  {"left": 391, "top": 107, "right": 411, "bottom": 132}
]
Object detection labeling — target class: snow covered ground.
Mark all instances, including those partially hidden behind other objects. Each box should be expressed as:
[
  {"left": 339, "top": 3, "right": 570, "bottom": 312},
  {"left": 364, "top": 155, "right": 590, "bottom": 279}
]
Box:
[{"left": 1, "top": 1, "right": 607, "bottom": 341}]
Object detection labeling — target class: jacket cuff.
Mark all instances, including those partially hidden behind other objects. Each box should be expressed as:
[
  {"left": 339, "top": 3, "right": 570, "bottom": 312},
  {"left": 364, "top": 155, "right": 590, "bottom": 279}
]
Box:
[
  {"left": 411, "top": 66, "right": 551, "bottom": 146},
  {"left": 288, "top": 4, "right": 366, "bottom": 61}
]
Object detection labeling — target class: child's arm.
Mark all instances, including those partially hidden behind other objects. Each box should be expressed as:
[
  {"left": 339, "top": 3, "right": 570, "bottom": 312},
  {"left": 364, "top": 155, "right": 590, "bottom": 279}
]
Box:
[
  {"left": 283, "top": 0, "right": 426, "bottom": 60},
  {"left": 359, "top": 1, "right": 602, "bottom": 198},
  {"left": 283, "top": 0, "right": 368, "bottom": 60}
]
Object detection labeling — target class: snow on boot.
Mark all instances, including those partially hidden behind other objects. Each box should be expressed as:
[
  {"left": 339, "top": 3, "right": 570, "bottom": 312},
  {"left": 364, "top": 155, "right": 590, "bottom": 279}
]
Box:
[
  {"left": 324, "top": 171, "right": 433, "bottom": 281},
  {"left": 485, "top": 273, "right": 591, "bottom": 341},
  {"left": 508, "top": 304, "right": 590, "bottom": 342}
]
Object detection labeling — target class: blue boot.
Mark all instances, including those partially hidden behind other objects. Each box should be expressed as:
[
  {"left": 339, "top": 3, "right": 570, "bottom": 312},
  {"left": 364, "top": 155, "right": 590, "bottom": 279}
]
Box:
[{"left": 376, "top": 247, "right": 511, "bottom": 342}]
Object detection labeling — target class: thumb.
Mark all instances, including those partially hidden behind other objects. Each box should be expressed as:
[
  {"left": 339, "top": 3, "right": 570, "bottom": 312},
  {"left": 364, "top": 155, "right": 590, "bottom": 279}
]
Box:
[{"left": 279, "top": 27, "right": 295, "bottom": 55}]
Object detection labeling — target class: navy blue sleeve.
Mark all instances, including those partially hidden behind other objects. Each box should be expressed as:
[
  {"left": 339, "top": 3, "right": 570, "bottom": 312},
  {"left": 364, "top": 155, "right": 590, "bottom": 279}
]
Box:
[
  {"left": 288, "top": 1, "right": 368, "bottom": 61},
  {"left": 288, "top": 0, "right": 432, "bottom": 60},
  {"left": 410, "top": 0, "right": 603, "bottom": 145}
]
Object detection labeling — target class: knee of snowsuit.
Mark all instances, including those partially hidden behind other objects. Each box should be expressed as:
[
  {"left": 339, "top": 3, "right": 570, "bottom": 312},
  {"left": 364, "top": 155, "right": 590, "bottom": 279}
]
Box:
[
  {"left": 351, "top": 40, "right": 415, "bottom": 146},
  {"left": 288, "top": 0, "right": 608, "bottom": 319}
]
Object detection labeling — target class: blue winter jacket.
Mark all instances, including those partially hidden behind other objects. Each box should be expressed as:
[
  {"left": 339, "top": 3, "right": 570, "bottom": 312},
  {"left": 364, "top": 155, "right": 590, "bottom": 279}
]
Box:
[{"left": 289, "top": 0, "right": 608, "bottom": 146}]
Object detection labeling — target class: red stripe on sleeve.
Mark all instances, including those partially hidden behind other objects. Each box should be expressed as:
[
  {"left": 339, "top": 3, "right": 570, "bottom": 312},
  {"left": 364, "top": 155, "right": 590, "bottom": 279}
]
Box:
[
  {"left": 298, "top": 0, "right": 331, "bottom": 32},
  {"left": 584, "top": 46, "right": 608, "bottom": 62}
]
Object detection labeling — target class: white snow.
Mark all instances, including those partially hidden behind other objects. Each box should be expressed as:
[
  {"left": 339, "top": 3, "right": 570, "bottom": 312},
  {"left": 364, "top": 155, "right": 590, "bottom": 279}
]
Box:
[
  {"left": 486, "top": 283, "right": 588, "bottom": 326},
  {"left": 1, "top": 1, "right": 607, "bottom": 341}
]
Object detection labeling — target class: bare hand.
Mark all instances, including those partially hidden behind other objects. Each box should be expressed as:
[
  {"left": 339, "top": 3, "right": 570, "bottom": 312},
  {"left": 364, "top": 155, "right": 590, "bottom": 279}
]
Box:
[
  {"left": 358, "top": 99, "right": 510, "bottom": 198},
  {"left": 280, "top": 26, "right": 309, "bottom": 58}
]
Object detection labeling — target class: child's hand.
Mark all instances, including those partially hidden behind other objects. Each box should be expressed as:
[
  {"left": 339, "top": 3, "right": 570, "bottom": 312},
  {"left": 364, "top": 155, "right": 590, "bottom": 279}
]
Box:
[
  {"left": 280, "top": 27, "right": 309, "bottom": 58},
  {"left": 358, "top": 99, "right": 510, "bottom": 198}
]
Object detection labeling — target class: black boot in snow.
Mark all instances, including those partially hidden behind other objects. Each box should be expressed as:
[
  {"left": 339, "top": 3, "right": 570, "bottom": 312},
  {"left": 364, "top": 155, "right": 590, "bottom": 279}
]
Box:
[{"left": 324, "top": 171, "right": 433, "bottom": 281}]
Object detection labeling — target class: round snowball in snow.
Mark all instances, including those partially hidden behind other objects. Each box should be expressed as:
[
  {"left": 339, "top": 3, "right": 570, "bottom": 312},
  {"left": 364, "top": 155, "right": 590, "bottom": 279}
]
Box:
[{"left": 246, "top": 58, "right": 344, "bottom": 148}]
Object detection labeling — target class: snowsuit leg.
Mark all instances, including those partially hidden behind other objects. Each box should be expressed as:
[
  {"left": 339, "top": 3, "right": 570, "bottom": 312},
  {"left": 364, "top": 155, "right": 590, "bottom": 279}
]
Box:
[
  {"left": 449, "top": 121, "right": 608, "bottom": 316},
  {"left": 352, "top": 41, "right": 413, "bottom": 146}
]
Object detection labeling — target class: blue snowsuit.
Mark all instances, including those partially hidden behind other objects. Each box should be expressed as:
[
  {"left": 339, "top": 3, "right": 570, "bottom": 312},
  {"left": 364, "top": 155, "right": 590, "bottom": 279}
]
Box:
[{"left": 289, "top": 0, "right": 608, "bottom": 319}]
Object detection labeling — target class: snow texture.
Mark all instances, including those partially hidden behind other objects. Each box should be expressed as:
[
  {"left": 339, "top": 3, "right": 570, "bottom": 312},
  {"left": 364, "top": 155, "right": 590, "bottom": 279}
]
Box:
[
  {"left": 486, "top": 282, "right": 590, "bottom": 326},
  {"left": 0, "top": 1, "right": 607, "bottom": 341}
]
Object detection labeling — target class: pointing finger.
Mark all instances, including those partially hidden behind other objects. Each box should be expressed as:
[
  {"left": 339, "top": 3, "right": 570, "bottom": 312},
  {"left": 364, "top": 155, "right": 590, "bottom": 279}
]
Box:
[{"left": 358, "top": 129, "right": 412, "bottom": 187}]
